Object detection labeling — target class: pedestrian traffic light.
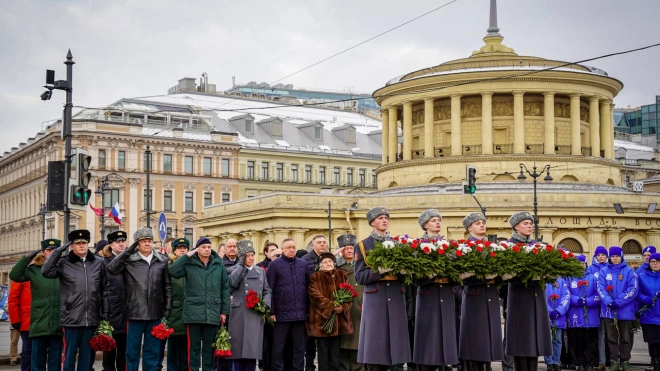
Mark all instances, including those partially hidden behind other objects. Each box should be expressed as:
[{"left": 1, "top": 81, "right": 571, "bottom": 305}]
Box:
[
  {"left": 47, "top": 161, "right": 66, "bottom": 211},
  {"left": 463, "top": 165, "right": 477, "bottom": 194},
  {"left": 68, "top": 149, "right": 92, "bottom": 210}
]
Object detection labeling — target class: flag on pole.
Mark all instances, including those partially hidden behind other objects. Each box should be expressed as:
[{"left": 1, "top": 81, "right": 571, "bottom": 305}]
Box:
[
  {"left": 109, "top": 202, "right": 124, "bottom": 225},
  {"left": 89, "top": 203, "right": 103, "bottom": 217}
]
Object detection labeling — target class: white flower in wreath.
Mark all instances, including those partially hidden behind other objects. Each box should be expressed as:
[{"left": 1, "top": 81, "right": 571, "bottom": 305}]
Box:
[
  {"left": 523, "top": 245, "right": 537, "bottom": 253},
  {"left": 420, "top": 242, "right": 436, "bottom": 253},
  {"left": 491, "top": 244, "right": 506, "bottom": 252},
  {"left": 457, "top": 244, "right": 472, "bottom": 254},
  {"left": 436, "top": 240, "right": 450, "bottom": 249},
  {"left": 382, "top": 241, "right": 395, "bottom": 249}
]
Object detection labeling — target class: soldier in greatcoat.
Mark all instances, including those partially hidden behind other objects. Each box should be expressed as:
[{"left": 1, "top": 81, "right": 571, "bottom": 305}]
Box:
[
  {"left": 459, "top": 212, "right": 503, "bottom": 371},
  {"left": 102, "top": 231, "right": 128, "bottom": 371},
  {"left": 354, "top": 206, "right": 411, "bottom": 371},
  {"left": 413, "top": 209, "right": 458, "bottom": 371},
  {"left": 504, "top": 211, "right": 553, "bottom": 371},
  {"left": 228, "top": 239, "right": 272, "bottom": 371},
  {"left": 337, "top": 234, "right": 364, "bottom": 371}
]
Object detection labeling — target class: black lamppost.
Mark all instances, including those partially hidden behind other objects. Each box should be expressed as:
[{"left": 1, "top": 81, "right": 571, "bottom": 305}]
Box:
[
  {"left": 95, "top": 176, "right": 111, "bottom": 240},
  {"left": 517, "top": 163, "right": 553, "bottom": 241},
  {"left": 37, "top": 203, "right": 49, "bottom": 241}
]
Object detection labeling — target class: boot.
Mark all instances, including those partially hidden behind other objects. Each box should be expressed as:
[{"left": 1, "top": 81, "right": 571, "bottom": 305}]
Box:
[
  {"left": 596, "top": 365, "right": 607, "bottom": 371},
  {"left": 577, "top": 366, "right": 586, "bottom": 371},
  {"left": 608, "top": 360, "right": 619, "bottom": 371},
  {"left": 621, "top": 361, "right": 631, "bottom": 371}
]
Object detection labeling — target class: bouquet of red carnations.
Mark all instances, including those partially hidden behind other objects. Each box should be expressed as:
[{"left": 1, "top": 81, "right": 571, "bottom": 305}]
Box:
[
  {"left": 212, "top": 326, "right": 232, "bottom": 357},
  {"left": 151, "top": 318, "right": 175, "bottom": 340},
  {"left": 246, "top": 290, "right": 275, "bottom": 326},
  {"left": 322, "top": 283, "right": 358, "bottom": 334},
  {"left": 90, "top": 320, "right": 116, "bottom": 351}
]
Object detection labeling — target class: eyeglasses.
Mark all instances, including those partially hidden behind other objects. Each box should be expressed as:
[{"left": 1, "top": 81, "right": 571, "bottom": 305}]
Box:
[{"left": 273, "top": 254, "right": 282, "bottom": 258}]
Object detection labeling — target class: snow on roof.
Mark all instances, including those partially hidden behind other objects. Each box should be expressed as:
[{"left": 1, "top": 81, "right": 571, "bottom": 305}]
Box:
[
  {"left": 275, "top": 140, "right": 290, "bottom": 147},
  {"left": 614, "top": 139, "right": 655, "bottom": 153}
]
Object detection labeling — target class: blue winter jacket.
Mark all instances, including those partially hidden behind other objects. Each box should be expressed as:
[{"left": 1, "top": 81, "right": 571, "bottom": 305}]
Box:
[
  {"left": 596, "top": 258, "right": 638, "bottom": 320},
  {"left": 587, "top": 257, "right": 608, "bottom": 279},
  {"left": 566, "top": 274, "right": 600, "bottom": 328},
  {"left": 636, "top": 268, "right": 660, "bottom": 326},
  {"left": 636, "top": 263, "right": 649, "bottom": 276},
  {"left": 266, "top": 255, "right": 310, "bottom": 322},
  {"left": 546, "top": 278, "right": 571, "bottom": 329}
]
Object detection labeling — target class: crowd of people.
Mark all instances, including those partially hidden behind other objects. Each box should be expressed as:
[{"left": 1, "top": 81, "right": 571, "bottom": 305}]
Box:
[{"left": 5, "top": 206, "right": 660, "bottom": 371}]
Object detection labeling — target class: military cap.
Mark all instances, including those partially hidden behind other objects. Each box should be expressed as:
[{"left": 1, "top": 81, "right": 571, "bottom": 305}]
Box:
[
  {"left": 172, "top": 238, "right": 190, "bottom": 248},
  {"left": 96, "top": 240, "right": 109, "bottom": 251},
  {"left": 317, "top": 252, "right": 337, "bottom": 265},
  {"left": 237, "top": 240, "right": 255, "bottom": 258},
  {"left": 68, "top": 229, "right": 91, "bottom": 243},
  {"left": 462, "top": 212, "right": 486, "bottom": 230},
  {"left": 337, "top": 234, "right": 357, "bottom": 248},
  {"left": 418, "top": 209, "right": 442, "bottom": 230},
  {"left": 41, "top": 238, "right": 61, "bottom": 251},
  {"left": 366, "top": 206, "right": 389, "bottom": 225},
  {"left": 107, "top": 231, "right": 127, "bottom": 243},
  {"left": 133, "top": 227, "right": 154, "bottom": 242},
  {"left": 509, "top": 211, "right": 534, "bottom": 229}
]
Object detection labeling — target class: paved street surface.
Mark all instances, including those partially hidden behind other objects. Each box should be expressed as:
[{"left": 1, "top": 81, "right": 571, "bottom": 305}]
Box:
[{"left": 0, "top": 321, "right": 652, "bottom": 370}]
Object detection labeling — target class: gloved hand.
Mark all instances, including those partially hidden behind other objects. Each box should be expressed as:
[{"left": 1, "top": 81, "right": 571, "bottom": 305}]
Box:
[
  {"left": 100, "top": 314, "right": 107, "bottom": 321},
  {"left": 239, "top": 256, "right": 245, "bottom": 267},
  {"left": 608, "top": 302, "right": 620, "bottom": 309},
  {"left": 378, "top": 267, "right": 393, "bottom": 275},
  {"left": 549, "top": 310, "right": 561, "bottom": 319},
  {"left": 655, "top": 291, "right": 660, "bottom": 297},
  {"left": 577, "top": 298, "right": 585, "bottom": 306},
  {"left": 56, "top": 242, "right": 71, "bottom": 253},
  {"left": 11, "top": 323, "right": 20, "bottom": 330},
  {"left": 126, "top": 240, "right": 139, "bottom": 255},
  {"left": 459, "top": 272, "right": 475, "bottom": 280},
  {"left": 501, "top": 273, "right": 516, "bottom": 281},
  {"left": 333, "top": 306, "right": 343, "bottom": 314},
  {"left": 26, "top": 249, "right": 41, "bottom": 260},
  {"left": 399, "top": 270, "right": 407, "bottom": 275},
  {"left": 645, "top": 296, "right": 655, "bottom": 305}
]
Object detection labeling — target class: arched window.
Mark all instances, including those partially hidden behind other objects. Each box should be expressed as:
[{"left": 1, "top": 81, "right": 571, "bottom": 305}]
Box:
[
  {"left": 622, "top": 240, "right": 642, "bottom": 255},
  {"left": 557, "top": 238, "right": 583, "bottom": 253}
]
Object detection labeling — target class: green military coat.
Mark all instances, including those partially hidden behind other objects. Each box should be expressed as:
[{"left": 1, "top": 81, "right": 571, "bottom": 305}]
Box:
[
  {"left": 338, "top": 261, "right": 363, "bottom": 350},
  {"left": 9, "top": 253, "right": 62, "bottom": 337},
  {"left": 167, "top": 254, "right": 186, "bottom": 335}
]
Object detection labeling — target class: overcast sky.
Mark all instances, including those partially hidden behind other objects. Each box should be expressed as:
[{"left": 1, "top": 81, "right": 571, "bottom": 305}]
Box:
[{"left": 1, "top": 0, "right": 659, "bottom": 153}]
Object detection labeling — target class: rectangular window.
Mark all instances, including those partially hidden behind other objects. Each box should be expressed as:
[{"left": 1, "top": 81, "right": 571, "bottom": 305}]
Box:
[
  {"left": 163, "top": 190, "right": 172, "bottom": 211},
  {"left": 261, "top": 162, "right": 269, "bottom": 179},
  {"left": 346, "top": 168, "right": 353, "bottom": 186},
  {"left": 314, "top": 126, "right": 322, "bottom": 139},
  {"left": 276, "top": 163, "right": 283, "bottom": 181},
  {"left": 372, "top": 170, "right": 377, "bottom": 186},
  {"left": 163, "top": 154, "right": 172, "bottom": 173},
  {"left": 103, "top": 189, "right": 119, "bottom": 208},
  {"left": 204, "top": 192, "right": 212, "bottom": 207},
  {"left": 184, "top": 228, "right": 194, "bottom": 242},
  {"left": 291, "top": 164, "right": 298, "bottom": 182},
  {"left": 305, "top": 165, "right": 312, "bottom": 183},
  {"left": 221, "top": 159, "right": 230, "bottom": 176},
  {"left": 247, "top": 161, "right": 255, "bottom": 179},
  {"left": 143, "top": 189, "right": 153, "bottom": 210},
  {"left": 185, "top": 191, "right": 193, "bottom": 212},
  {"left": 98, "top": 149, "right": 106, "bottom": 169},
  {"left": 184, "top": 156, "right": 193, "bottom": 174},
  {"left": 319, "top": 166, "right": 326, "bottom": 184},
  {"left": 359, "top": 169, "right": 366, "bottom": 187},
  {"left": 222, "top": 193, "right": 230, "bottom": 203},
  {"left": 333, "top": 167, "right": 340, "bottom": 185},
  {"left": 203, "top": 157, "right": 212, "bottom": 175},
  {"left": 118, "top": 151, "right": 125, "bottom": 170},
  {"left": 245, "top": 120, "right": 253, "bottom": 133}
]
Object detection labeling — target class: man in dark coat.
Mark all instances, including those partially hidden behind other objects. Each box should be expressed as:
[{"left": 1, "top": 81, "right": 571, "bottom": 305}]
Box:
[
  {"left": 169, "top": 236, "right": 230, "bottom": 371},
  {"left": 101, "top": 231, "right": 127, "bottom": 371},
  {"left": 354, "top": 206, "right": 411, "bottom": 371},
  {"left": 266, "top": 238, "right": 311, "bottom": 371},
  {"left": 257, "top": 242, "right": 279, "bottom": 269},
  {"left": 167, "top": 238, "right": 189, "bottom": 371},
  {"left": 505, "top": 211, "right": 553, "bottom": 371},
  {"left": 107, "top": 227, "right": 173, "bottom": 371},
  {"left": 337, "top": 234, "right": 364, "bottom": 371},
  {"left": 41, "top": 229, "right": 109, "bottom": 371},
  {"left": 223, "top": 238, "right": 240, "bottom": 269},
  {"left": 302, "top": 235, "right": 327, "bottom": 371},
  {"left": 9, "top": 238, "right": 63, "bottom": 371}
]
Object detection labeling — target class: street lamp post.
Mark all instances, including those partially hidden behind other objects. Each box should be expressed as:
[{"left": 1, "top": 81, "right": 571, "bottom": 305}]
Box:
[
  {"left": 37, "top": 203, "right": 49, "bottom": 241},
  {"left": 517, "top": 163, "right": 553, "bottom": 241},
  {"left": 95, "top": 176, "right": 111, "bottom": 240},
  {"left": 145, "top": 144, "right": 156, "bottom": 229}
]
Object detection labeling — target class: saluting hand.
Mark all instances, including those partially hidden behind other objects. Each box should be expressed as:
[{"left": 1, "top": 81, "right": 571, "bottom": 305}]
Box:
[{"left": 186, "top": 248, "right": 198, "bottom": 258}]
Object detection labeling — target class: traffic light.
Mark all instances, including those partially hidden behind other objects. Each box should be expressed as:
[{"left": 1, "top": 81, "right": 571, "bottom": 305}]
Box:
[
  {"left": 47, "top": 161, "right": 66, "bottom": 211},
  {"left": 463, "top": 165, "right": 477, "bottom": 194},
  {"left": 68, "top": 149, "right": 92, "bottom": 210}
]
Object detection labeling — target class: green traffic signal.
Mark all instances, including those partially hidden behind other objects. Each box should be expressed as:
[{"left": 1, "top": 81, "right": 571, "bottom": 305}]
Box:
[{"left": 464, "top": 184, "right": 476, "bottom": 194}]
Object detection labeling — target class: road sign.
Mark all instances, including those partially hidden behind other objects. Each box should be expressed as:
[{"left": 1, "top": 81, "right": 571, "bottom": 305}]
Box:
[{"left": 158, "top": 212, "right": 167, "bottom": 242}]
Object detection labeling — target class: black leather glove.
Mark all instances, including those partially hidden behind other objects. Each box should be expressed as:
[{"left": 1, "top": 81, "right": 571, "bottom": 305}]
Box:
[
  {"left": 126, "top": 240, "right": 139, "bottom": 255},
  {"left": 100, "top": 314, "right": 107, "bottom": 321},
  {"left": 11, "top": 323, "right": 20, "bottom": 330},
  {"left": 26, "top": 249, "right": 41, "bottom": 260},
  {"left": 56, "top": 242, "right": 71, "bottom": 253},
  {"left": 239, "top": 256, "right": 245, "bottom": 267}
]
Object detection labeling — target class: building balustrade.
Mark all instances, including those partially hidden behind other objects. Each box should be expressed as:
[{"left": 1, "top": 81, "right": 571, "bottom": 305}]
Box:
[
  {"left": 462, "top": 145, "right": 482, "bottom": 155},
  {"left": 524, "top": 144, "right": 544, "bottom": 155}
]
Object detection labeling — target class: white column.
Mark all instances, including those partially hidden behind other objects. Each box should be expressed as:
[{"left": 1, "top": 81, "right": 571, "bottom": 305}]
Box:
[
  {"left": 388, "top": 107, "right": 397, "bottom": 163},
  {"left": 544, "top": 92, "right": 556, "bottom": 154},
  {"left": 600, "top": 100, "right": 613, "bottom": 159},
  {"left": 589, "top": 97, "right": 601, "bottom": 157},
  {"left": 570, "top": 94, "right": 582, "bottom": 155},
  {"left": 450, "top": 94, "right": 462, "bottom": 156},
  {"left": 424, "top": 98, "right": 434, "bottom": 158},
  {"left": 481, "top": 92, "right": 493, "bottom": 155},
  {"left": 381, "top": 109, "right": 389, "bottom": 165},
  {"left": 402, "top": 101, "right": 413, "bottom": 161},
  {"left": 513, "top": 91, "right": 525, "bottom": 154}
]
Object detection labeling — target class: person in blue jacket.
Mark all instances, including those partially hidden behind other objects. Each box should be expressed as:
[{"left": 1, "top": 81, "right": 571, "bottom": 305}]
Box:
[
  {"left": 636, "top": 252, "right": 660, "bottom": 371},
  {"left": 596, "top": 246, "right": 638, "bottom": 371},
  {"left": 545, "top": 277, "right": 571, "bottom": 371},
  {"left": 638, "top": 246, "right": 658, "bottom": 276},
  {"left": 588, "top": 245, "right": 609, "bottom": 371},
  {"left": 567, "top": 255, "right": 601, "bottom": 371}
]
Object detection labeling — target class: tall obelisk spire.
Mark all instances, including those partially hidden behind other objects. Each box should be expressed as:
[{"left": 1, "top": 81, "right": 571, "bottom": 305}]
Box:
[{"left": 486, "top": 0, "right": 501, "bottom": 37}]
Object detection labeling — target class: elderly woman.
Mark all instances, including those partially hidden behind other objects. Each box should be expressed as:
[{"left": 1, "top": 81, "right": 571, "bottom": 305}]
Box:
[
  {"left": 228, "top": 240, "right": 272, "bottom": 371},
  {"left": 308, "top": 252, "right": 353, "bottom": 371},
  {"left": 459, "top": 212, "right": 503, "bottom": 371},
  {"left": 637, "top": 252, "right": 660, "bottom": 371},
  {"left": 504, "top": 211, "right": 552, "bottom": 371},
  {"left": 413, "top": 208, "right": 458, "bottom": 371}
]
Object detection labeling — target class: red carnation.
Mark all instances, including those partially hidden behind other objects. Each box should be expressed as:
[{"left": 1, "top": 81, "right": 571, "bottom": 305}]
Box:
[
  {"left": 546, "top": 245, "right": 553, "bottom": 252},
  {"left": 451, "top": 241, "right": 458, "bottom": 247},
  {"left": 490, "top": 251, "right": 496, "bottom": 258},
  {"left": 468, "top": 241, "right": 475, "bottom": 247},
  {"left": 547, "top": 244, "right": 553, "bottom": 249},
  {"left": 423, "top": 247, "right": 430, "bottom": 254},
  {"left": 577, "top": 280, "right": 583, "bottom": 287},
  {"left": 606, "top": 285, "right": 614, "bottom": 292},
  {"left": 569, "top": 252, "right": 574, "bottom": 258},
  {"left": 549, "top": 294, "right": 560, "bottom": 300},
  {"left": 513, "top": 246, "right": 520, "bottom": 253},
  {"left": 437, "top": 249, "right": 445, "bottom": 255},
  {"left": 476, "top": 246, "right": 483, "bottom": 252},
  {"left": 459, "top": 239, "right": 466, "bottom": 244},
  {"left": 401, "top": 239, "right": 408, "bottom": 244},
  {"left": 561, "top": 252, "right": 568, "bottom": 259},
  {"left": 484, "top": 241, "right": 492, "bottom": 247},
  {"left": 533, "top": 248, "right": 539, "bottom": 254},
  {"left": 455, "top": 250, "right": 463, "bottom": 257},
  {"left": 393, "top": 236, "right": 399, "bottom": 241}
]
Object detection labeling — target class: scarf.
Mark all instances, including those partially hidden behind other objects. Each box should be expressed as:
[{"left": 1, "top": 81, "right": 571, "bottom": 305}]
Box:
[
  {"left": 370, "top": 230, "right": 390, "bottom": 242},
  {"left": 468, "top": 234, "right": 487, "bottom": 241},
  {"left": 421, "top": 232, "right": 443, "bottom": 240},
  {"left": 511, "top": 231, "right": 533, "bottom": 244}
]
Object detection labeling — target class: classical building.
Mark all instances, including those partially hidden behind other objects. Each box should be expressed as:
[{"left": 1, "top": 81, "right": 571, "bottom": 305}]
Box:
[{"left": 198, "top": 1, "right": 660, "bottom": 266}]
